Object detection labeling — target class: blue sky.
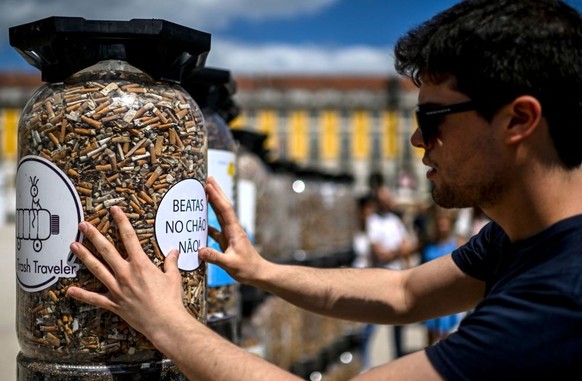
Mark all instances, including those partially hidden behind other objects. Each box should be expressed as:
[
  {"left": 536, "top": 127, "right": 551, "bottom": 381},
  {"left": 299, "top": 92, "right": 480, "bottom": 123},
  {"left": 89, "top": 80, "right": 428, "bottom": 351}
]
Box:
[{"left": 1, "top": 0, "right": 582, "bottom": 77}]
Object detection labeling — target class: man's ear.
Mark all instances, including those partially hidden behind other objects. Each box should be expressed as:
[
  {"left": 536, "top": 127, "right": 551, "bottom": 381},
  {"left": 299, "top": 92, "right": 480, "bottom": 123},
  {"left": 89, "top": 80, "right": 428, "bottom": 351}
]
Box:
[{"left": 504, "top": 96, "right": 542, "bottom": 145}]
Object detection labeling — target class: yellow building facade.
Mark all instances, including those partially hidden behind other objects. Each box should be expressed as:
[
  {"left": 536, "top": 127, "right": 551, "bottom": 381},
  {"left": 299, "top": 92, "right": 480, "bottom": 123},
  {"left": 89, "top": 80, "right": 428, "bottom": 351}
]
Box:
[
  {"left": 0, "top": 73, "right": 426, "bottom": 198},
  {"left": 230, "top": 75, "right": 423, "bottom": 195}
]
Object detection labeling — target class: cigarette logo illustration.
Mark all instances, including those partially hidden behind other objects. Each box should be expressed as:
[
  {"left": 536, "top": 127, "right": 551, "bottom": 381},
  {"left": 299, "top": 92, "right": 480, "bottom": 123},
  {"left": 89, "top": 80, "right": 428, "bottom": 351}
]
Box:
[{"left": 16, "top": 176, "right": 60, "bottom": 252}]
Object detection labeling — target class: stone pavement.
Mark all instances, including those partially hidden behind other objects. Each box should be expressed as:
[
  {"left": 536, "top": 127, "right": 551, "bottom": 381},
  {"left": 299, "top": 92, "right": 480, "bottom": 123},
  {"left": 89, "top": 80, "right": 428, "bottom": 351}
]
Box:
[
  {"left": 0, "top": 221, "right": 19, "bottom": 381},
  {"left": 368, "top": 323, "right": 426, "bottom": 369}
]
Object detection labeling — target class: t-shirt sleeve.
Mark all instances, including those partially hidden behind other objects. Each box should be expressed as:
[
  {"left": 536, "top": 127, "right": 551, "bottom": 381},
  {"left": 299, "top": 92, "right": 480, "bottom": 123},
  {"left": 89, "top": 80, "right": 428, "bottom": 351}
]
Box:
[
  {"left": 424, "top": 306, "right": 520, "bottom": 381},
  {"left": 451, "top": 221, "right": 502, "bottom": 282},
  {"left": 425, "top": 283, "right": 581, "bottom": 380}
]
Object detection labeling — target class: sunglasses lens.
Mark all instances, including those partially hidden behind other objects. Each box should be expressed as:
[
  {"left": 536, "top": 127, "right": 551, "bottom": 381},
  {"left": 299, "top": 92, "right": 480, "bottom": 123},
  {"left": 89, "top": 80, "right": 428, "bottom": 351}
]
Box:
[
  {"left": 415, "top": 113, "right": 436, "bottom": 144},
  {"left": 415, "top": 101, "right": 475, "bottom": 144}
]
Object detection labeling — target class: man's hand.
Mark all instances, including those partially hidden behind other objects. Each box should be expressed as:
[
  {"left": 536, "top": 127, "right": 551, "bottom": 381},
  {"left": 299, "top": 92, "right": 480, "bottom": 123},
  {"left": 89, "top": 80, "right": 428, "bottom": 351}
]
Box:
[
  {"left": 66, "top": 205, "right": 187, "bottom": 340},
  {"left": 199, "top": 176, "right": 270, "bottom": 286}
]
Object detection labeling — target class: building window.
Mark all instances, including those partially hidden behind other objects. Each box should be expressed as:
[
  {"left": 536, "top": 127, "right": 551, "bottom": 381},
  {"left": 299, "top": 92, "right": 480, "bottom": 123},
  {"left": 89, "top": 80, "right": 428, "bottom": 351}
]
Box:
[
  {"left": 370, "top": 110, "right": 382, "bottom": 161},
  {"left": 278, "top": 109, "right": 288, "bottom": 157},
  {"left": 339, "top": 109, "right": 351, "bottom": 166},
  {"left": 309, "top": 109, "right": 319, "bottom": 163},
  {"left": 246, "top": 109, "right": 256, "bottom": 129}
]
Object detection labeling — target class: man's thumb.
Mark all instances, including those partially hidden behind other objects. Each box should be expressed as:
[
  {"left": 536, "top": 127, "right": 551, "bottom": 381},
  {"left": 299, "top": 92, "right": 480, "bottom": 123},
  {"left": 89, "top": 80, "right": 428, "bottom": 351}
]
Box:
[
  {"left": 199, "top": 247, "right": 224, "bottom": 266},
  {"left": 163, "top": 249, "right": 181, "bottom": 275}
]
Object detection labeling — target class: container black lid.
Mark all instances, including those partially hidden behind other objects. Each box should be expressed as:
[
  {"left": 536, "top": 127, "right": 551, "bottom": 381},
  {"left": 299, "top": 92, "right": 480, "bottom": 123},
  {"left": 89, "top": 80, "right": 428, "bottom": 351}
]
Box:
[
  {"left": 231, "top": 128, "right": 268, "bottom": 156},
  {"left": 295, "top": 166, "right": 323, "bottom": 181},
  {"left": 266, "top": 159, "right": 299, "bottom": 175},
  {"left": 9, "top": 16, "right": 211, "bottom": 83},
  {"left": 182, "top": 67, "right": 240, "bottom": 122},
  {"left": 220, "top": 99, "right": 241, "bottom": 124}
]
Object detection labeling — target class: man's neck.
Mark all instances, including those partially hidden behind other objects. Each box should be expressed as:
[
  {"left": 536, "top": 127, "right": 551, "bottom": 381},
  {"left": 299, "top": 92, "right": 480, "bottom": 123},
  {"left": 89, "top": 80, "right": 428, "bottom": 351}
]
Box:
[{"left": 485, "top": 168, "right": 582, "bottom": 241}]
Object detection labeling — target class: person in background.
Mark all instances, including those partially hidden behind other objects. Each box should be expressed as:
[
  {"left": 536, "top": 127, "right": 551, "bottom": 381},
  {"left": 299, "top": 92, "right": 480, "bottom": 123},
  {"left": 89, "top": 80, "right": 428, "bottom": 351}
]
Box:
[
  {"left": 367, "top": 184, "right": 414, "bottom": 359},
  {"left": 454, "top": 207, "right": 491, "bottom": 245},
  {"left": 420, "top": 206, "right": 465, "bottom": 345},
  {"left": 66, "top": 1, "right": 582, "bottom": 379},
  {"left": 350, "top": 193, "right": 377, "bottom": 370},
  {"left": 410, "top": 199, "right": 433, "bottom": 260},
  {"left": 352, "top": 194, "right": 377, "bottom": 269}
]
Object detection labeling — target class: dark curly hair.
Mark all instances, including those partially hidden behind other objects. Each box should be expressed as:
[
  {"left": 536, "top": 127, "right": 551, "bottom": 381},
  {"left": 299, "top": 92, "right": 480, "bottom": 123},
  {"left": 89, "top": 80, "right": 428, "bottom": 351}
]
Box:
[{"left": 394, "top": 0, "right": 582, "bottom": 168}]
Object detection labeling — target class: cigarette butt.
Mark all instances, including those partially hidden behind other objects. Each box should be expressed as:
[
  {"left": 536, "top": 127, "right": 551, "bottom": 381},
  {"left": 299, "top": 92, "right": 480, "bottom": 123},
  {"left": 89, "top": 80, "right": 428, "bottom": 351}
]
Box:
[{"left": 81, "top": 115, "right": 103, "bottom": 129}]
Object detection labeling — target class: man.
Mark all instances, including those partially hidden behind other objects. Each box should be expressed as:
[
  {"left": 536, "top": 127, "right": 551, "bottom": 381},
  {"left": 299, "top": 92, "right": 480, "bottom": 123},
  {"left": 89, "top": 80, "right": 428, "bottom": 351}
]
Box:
[
  {"left": 67, "top": 1, "right": 582, "bottom": 379},
  {"left": 367, "top": 184, "right": 414, "bottom": 359},
  {"left": 368, "top": 186, "right": 412, "bottom": 272}
]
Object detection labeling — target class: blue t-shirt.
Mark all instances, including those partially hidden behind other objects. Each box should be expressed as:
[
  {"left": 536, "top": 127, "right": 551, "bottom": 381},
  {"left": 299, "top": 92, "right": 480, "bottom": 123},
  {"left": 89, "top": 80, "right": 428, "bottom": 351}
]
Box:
[
  {"left": 422, "top": 239, "right": 463, "bottom": 332},
  {"left": 425, "top": 215, "right": 582, "bottom": 380}
]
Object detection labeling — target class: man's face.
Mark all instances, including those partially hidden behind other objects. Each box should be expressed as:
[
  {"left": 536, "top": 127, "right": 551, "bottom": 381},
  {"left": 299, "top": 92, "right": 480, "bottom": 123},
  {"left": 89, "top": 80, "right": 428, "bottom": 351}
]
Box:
[
  {"left": 411, "top": 77, "right": 510, "bottom": 209},
  {"left": 376, "top": 186, "right": 395, "bottom": 212}
]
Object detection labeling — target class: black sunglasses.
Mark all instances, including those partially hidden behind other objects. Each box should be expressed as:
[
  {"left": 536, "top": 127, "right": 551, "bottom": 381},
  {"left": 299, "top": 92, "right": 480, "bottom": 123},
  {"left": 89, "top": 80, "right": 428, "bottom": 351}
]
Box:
[{"left": 415, "top": 101, "right": 476, "bottom": 144}]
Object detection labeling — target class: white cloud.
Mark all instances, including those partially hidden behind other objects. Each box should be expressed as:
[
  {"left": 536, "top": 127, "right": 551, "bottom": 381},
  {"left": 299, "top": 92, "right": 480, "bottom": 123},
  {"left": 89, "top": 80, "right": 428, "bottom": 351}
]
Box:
[
  {"left": 0, "top": 0, "right": 337, "bottom": 33},
  {"left": 0, "top": 0, "right": 396, "bottom": 76},
  {"left": 207, "top": 39, "right": 396, "bottom": 76}
]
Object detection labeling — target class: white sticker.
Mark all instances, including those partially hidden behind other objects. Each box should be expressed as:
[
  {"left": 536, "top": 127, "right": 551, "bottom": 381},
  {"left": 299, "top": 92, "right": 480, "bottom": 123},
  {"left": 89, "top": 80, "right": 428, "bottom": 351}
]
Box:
[
  {"left": 237, "top": 179, "right": 256, "bottom": 244},
  {"left": 154, "top": 178, "right": 207, "bottom": 271},
  {"left": 16, "top": 156, "right": 83, "bottom": 292}
]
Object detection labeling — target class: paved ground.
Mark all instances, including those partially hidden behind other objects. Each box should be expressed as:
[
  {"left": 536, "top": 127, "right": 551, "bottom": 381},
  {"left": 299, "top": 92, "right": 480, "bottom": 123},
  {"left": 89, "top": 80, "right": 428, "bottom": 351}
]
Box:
[
  {"left": 0, "top": 217, "right": 426, "bottom": 380},
  {"left": 368, "top": 324, "right": 426, "bottom": 369},
  {"left": 0, "top": 221, "right": 19, "bottom": 381}
]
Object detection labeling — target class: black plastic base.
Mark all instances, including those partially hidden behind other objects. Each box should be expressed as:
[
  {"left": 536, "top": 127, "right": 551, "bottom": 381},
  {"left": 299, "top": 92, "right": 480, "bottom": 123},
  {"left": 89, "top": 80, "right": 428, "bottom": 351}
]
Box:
[{"left": 17, "top": 353, "right": 187, "bottom": 381}]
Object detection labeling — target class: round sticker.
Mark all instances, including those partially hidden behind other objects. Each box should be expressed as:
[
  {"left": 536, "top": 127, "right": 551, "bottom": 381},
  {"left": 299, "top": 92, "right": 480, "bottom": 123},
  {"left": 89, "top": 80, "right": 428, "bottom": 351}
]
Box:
[
  {"left": 154, "top": 178, "right": 208, "bottom": 271},
  {"left": 16, "top": 156, "right": 83, "bottom": 292}
]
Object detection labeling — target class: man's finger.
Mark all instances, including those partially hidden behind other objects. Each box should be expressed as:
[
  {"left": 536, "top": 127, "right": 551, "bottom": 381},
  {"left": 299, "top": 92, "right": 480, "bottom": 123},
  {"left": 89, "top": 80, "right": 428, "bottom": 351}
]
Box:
[
  {"left": 78, "top": 219, "right": 127, "bottom": 271},
  {"left": 163, "top": 249, "right": 181, "bottom": 279},
  {"left": 207, "top": 176, "right": 231, "bottom": 205},
  {"left": 206, "top": 178, "right": 238, "bottom": 227},
  {"left": 199, "top": 247, "right": 225, "bottom": 267},
  {"left": 66, "top": 286, "right": 118, "bottom": 312},
  {"left": 109, "top": 206, "right": 147, "bottom": 261},
  {"left": 70, "top": 241, "right": 118, "bottom": 291}
]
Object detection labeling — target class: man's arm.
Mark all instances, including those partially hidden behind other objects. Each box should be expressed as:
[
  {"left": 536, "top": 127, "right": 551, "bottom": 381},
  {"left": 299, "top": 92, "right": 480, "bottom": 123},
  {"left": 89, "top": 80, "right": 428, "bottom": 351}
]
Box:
[
  {"left": 200, "top": 177, "right": 485, "bottom": 324},
  {"left": 66, "top": 204, "right": 446, "bottom": 381}
]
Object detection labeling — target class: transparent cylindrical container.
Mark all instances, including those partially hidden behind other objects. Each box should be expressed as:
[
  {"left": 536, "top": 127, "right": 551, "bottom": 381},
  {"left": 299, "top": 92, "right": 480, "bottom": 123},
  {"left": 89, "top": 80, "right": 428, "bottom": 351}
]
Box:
[
  {"left": 231, "top": 128, "right": 270, "bottom": 357},
  {"left": 10, "top": 17, "right": 211, "bottom": 380},
  {"left": 231, "top": 128, "right": 269, "bottom": 254},
  {"left": 294, "top": 168, "right": 326, "bottom": 257},
  {"left": 331, "top": 173, "right": 358, "bottom": 259},
  {"left": 203, "top": 108, "right": 240, "bottom": 343},
  {"left": 261, "top": 160, "right": 300, "bottom": 262},
  {"left": 182, "top": 68, "right": 241, "bottom": 344}
]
